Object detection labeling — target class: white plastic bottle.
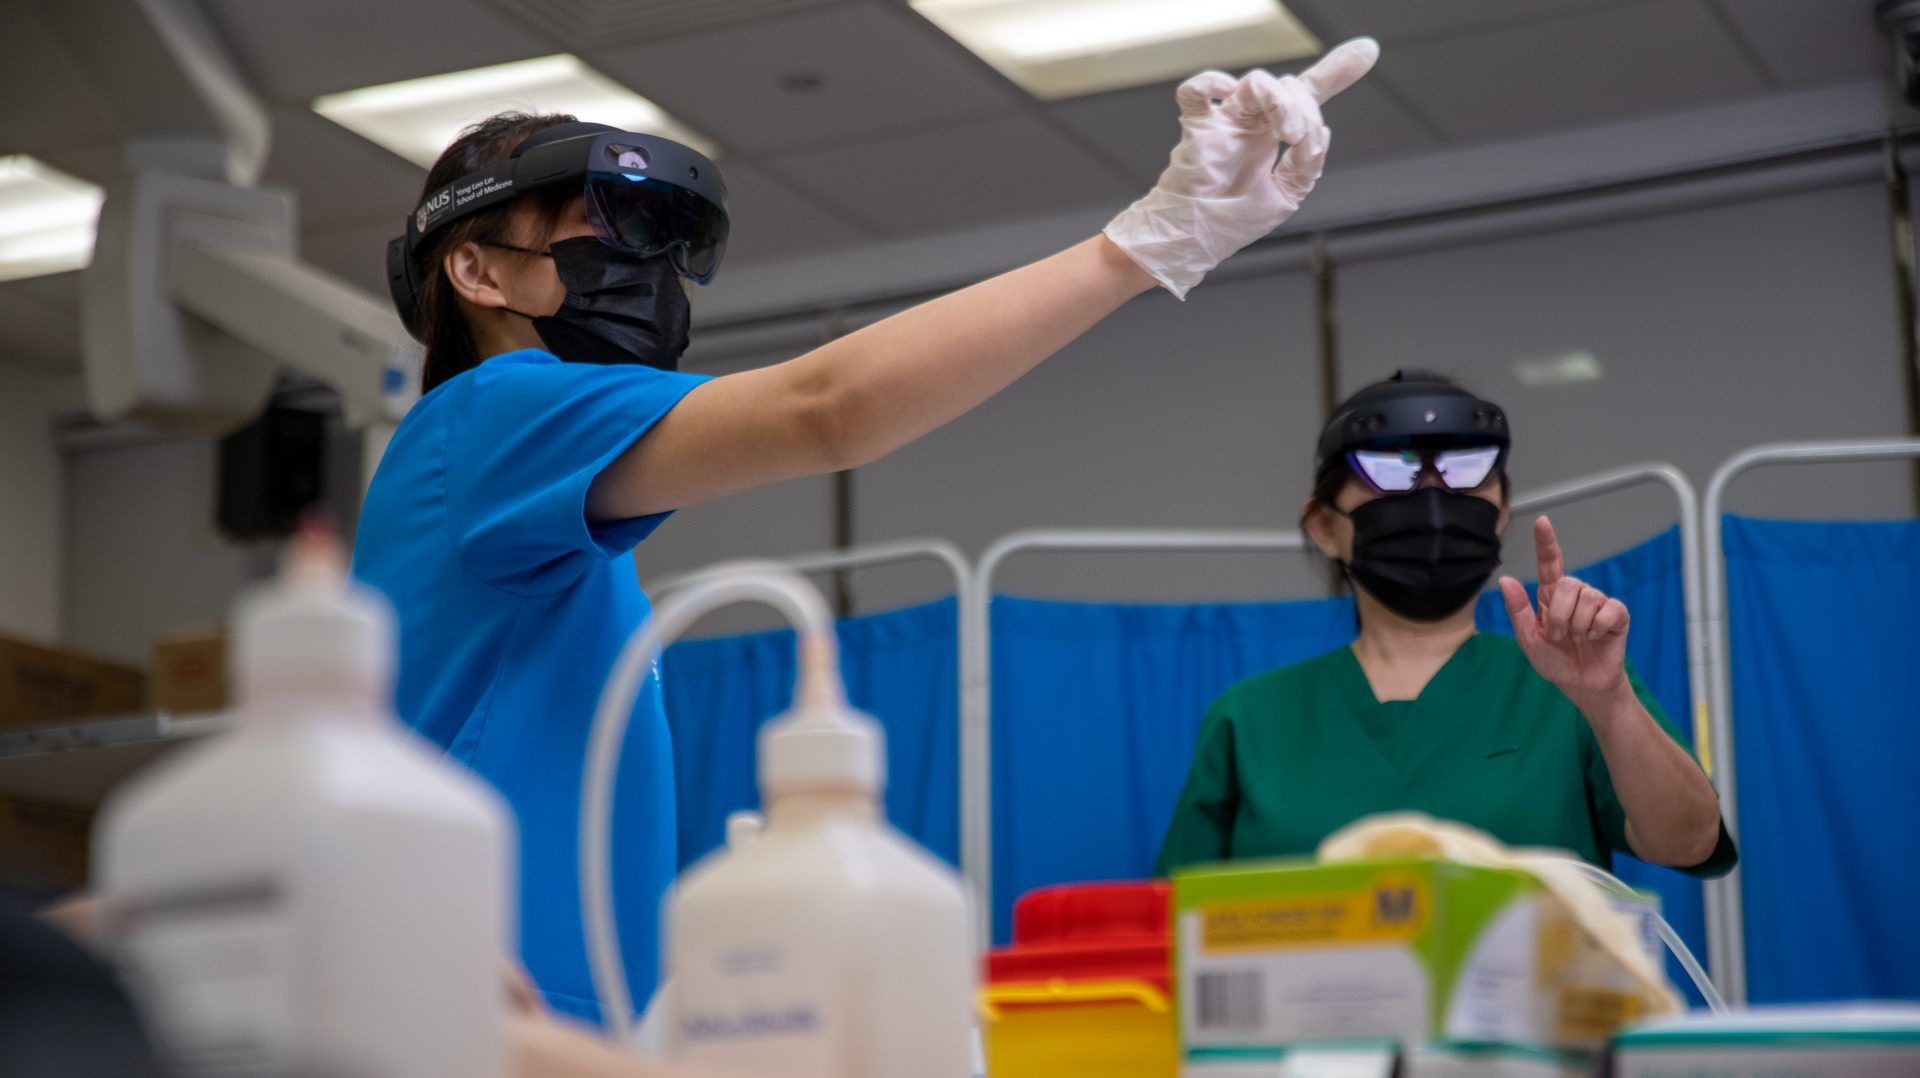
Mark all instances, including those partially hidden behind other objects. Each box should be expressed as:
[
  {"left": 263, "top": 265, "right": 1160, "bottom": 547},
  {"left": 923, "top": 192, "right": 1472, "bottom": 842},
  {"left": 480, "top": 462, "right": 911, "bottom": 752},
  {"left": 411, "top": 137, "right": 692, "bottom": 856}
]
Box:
[
  {"left": 666, "top": 697, "right": 974, "bottom": 1076},
  {"left": 95, "top": 526, "right": 513, "bottom": 1078}
]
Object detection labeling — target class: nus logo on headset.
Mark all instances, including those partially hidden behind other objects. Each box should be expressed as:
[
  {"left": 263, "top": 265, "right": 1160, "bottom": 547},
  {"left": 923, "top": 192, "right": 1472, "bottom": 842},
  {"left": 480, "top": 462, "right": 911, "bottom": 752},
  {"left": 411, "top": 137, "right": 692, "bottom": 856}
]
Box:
[{"left": 416, "top": 189, "right": 452, "bottom": 233}]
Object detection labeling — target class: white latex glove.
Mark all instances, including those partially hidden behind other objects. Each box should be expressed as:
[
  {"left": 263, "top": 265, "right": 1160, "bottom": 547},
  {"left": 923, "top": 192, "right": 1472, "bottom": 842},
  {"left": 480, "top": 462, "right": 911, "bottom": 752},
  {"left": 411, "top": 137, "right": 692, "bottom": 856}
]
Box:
[
  {"left": 1319, "top": 813, "right": 1682, "bottom": 1018},
  {"left": 1104, "top": 38, "right": 1381, "bottom": 299}
]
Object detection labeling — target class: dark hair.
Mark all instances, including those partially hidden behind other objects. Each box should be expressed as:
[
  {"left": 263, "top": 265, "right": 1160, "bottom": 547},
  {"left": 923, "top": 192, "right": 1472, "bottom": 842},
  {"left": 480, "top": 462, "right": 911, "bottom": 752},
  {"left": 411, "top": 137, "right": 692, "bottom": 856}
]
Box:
[
  {"left": 1301, "top": 372, "right": 1511, "bottom": 593},
  {"left": 414, "top": 112, "right": 578, "bottom": 393}
]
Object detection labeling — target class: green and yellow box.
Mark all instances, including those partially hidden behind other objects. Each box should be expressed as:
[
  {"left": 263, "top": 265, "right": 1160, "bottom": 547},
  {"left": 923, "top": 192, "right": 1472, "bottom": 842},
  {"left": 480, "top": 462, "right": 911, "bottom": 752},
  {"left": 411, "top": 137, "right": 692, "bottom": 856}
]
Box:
[{"left": 1172, "top": 858, "right": 1663, "bottom": 1068}]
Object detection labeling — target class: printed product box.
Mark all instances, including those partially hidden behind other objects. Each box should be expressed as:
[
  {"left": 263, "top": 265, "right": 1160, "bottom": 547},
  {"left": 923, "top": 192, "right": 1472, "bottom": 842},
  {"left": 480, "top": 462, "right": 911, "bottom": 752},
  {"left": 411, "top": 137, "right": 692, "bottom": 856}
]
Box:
[
  {"left": 1172, "top": 857, "right": 1663, "bottom": 1067},
  {"left": 0, "top": 634, "right": 146, "bottom": 730}
]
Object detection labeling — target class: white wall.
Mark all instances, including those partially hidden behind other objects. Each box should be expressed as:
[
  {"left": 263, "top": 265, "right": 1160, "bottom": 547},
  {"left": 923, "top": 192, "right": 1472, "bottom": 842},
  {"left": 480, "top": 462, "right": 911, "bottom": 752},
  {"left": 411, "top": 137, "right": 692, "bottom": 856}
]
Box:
[
  {"left": 62, "top": 437, "right": 273, "bottom": 667},
  {"left": 851, "top": 270, "right": 1328, "bottom": 610},
  {"left": 50, "top": 177, "right": 1918, "bottom": 643},
  {"left": 60, "top": 411, "right": 364, "bottom": 668},
  {"left": 1340, "top": 181, "right": 1907, "bottom": 573},
  {"left": 0, "top": 365, "right": 72, "bottom": 644},
  {"left": 639, "top": 471, "right": 839, "bottom": 635},
  {"left": 650, "top": 179, "right": 1910, "bottom": 610}
]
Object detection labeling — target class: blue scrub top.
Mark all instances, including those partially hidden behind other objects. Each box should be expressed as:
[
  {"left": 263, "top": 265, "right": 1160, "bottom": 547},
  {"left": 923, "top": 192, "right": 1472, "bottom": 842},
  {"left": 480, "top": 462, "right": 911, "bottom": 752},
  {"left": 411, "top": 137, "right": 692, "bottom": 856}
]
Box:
[{"left": 353, "top": 348, "right": 709, "bottom": 1024}]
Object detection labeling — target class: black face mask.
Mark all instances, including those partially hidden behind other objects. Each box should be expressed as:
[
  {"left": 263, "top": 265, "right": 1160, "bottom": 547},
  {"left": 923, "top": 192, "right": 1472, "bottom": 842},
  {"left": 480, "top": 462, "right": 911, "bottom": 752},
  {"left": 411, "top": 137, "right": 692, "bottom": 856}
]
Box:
[
  {"left": 504, "top": 236, "right": 691, "bottom": 370},
  {"left": 1339, "top": 487, "right": 1503, "bottom": 622}
]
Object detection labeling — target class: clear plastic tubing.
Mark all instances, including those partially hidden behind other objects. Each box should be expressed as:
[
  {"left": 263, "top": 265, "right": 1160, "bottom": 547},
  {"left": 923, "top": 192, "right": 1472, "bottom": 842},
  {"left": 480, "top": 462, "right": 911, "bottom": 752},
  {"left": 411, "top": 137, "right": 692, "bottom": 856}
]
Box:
[
  {"left": 580, "top": 562, "right": 843, "bottom": 1040},
  {"left": 1566, "top": 860, "right": 1730, "bottom": 1015}
]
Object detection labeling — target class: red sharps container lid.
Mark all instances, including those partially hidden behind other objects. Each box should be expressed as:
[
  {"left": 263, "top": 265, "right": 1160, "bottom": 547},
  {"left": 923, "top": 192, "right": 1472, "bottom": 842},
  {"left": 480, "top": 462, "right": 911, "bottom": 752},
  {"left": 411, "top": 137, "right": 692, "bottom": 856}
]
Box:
[{"left": 986, "top": 880, "right": 1170, "bottom": 991}]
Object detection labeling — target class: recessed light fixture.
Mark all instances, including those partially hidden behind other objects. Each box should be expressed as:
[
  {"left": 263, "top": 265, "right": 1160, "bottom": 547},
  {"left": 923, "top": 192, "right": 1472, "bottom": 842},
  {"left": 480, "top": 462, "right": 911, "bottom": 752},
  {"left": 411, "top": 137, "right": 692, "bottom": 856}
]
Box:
[
  {"left": 313, "top": 54, "right": 717, "bottom": 169},
  {"left": 1514, "top": 350, "right": 1605, "bottom": 388},
  {"left": 911, "top": 0, "right": 1320, "bottom": 100},
  {"left": 0, "top": 155, "right": 104, "bottom": 283}
]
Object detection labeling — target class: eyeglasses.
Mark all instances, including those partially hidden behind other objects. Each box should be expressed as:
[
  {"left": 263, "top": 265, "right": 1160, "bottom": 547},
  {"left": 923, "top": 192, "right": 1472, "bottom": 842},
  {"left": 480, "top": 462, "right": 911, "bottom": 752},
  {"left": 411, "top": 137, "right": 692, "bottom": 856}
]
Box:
[{"left": 1348, "top": 445, "right": 1504, "bottom": 494}]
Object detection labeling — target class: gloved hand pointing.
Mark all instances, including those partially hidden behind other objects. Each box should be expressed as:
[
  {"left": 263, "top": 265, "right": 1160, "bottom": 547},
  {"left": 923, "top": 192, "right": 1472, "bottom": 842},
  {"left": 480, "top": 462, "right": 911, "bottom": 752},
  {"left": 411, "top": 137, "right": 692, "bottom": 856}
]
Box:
[{"left": 1104, "top": 37, "right": 1380, "bottom": 299}]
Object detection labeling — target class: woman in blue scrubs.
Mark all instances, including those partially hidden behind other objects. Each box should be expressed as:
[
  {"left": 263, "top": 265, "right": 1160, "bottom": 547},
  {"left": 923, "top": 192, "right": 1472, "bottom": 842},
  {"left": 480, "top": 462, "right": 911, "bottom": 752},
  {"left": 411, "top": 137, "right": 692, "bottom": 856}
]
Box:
[{"left": 354, "top": 39, "right": 1377, "bottom": 1024}]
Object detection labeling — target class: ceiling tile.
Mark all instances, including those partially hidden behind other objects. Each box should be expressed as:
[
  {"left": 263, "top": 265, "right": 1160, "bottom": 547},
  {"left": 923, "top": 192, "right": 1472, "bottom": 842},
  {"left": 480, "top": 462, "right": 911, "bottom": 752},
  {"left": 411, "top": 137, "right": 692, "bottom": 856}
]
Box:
[
  {"left": 482, "top": 0, "right": 846, "bottom": 50},
  {"left": 199, "top": 0, "right": 552, "bottom": 103},
  {"left": 1043, "top": 82, "right": 1182, "bottom": 187},
  {"left": 1384, "top": 0, "right": 1767, "bottom": 141},
  {"left": 586, "top": 2, "right": 1020, "bottom": 157},
  {"left": 0, "top": 2, "right": 118, "bottom": 156},
  {"left": 1321, "top": 79, "right": 1448, "bottom": 159},
  {"left": 1284, "top": 0, "right": 1644, "bottom": 44},
  {"left": 263, "top": 109, "right": 426, "bottom": 232},
  {"left": 1049, "top": 71, "right": 1441, "bottom": 188},
  {"left": 764, "top": 114, "right": 1133, "bottom": 235},
  {"left": 34, "top": 141, "right": 119, "bottom": 187},
  {"left": 1717, "top": 0, "right": 1887, "bottom": 88},
  {"left": 715, "top": 161, "right": 876, "bottom": 265}
]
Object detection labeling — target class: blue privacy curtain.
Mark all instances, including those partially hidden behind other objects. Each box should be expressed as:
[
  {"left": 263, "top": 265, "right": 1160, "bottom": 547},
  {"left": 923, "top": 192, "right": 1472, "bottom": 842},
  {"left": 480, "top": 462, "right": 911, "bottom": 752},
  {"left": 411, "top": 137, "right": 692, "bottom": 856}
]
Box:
[
  {"left": 661, "top": 597, "right": 960, "bottom": 871},
  {"left": 991, "top": 528, "right": 1706, "bottom": 980},
  {"left": 1724, "top": 516, "right": 1920, "bottom": 1004}
]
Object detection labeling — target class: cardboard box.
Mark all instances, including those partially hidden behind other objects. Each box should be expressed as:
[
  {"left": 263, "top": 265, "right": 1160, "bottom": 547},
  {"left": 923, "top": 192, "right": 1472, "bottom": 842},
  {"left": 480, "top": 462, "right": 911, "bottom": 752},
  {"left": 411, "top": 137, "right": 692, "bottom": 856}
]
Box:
[
  {"left": 152, "top": 631, "right": 229, "bottom": 715},
  {"left": 0, "top": 794, "right": 94, "bottom": 891},
  {"left": 1172, "top": 858, "right": 1664, "bottom": 1061},
  {"left": 0, "top": 634, "right": 146, "bottom": 730}
]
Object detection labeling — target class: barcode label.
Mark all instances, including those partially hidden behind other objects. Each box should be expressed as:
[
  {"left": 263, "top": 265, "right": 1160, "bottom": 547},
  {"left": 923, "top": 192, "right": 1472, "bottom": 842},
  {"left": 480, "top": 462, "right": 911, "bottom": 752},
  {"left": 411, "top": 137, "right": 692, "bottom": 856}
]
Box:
[{"left": 1195, "top": 969, "right": 1265, "bottom": 1032}]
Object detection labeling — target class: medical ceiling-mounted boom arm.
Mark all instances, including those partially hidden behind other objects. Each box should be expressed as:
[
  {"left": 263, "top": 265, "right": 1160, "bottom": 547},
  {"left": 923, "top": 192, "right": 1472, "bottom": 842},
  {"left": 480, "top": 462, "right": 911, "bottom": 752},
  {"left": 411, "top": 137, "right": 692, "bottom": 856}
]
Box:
[{"left": 29, "top": 0, "right": 419, "bottom": 436}]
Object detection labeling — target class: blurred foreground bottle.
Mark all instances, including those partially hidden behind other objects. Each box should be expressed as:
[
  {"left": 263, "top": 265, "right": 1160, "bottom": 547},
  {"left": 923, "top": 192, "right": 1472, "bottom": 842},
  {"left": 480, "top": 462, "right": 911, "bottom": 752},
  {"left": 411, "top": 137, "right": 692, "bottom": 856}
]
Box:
[
  {"left": 667, "top": 672, "right": 973, "bottom": 1077},
  {"left": 95, "top": 522, "right": 513, "bottom": 1078}
]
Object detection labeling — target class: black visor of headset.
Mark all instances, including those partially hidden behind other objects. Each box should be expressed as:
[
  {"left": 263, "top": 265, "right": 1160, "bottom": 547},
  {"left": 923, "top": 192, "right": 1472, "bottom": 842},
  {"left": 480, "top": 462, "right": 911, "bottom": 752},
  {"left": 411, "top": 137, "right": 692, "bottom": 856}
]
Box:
[
  {"left": 385, "top": 122, "right": 730, "bottom": 339},
  {"left": 1316, "top": 370, "right": 1511, "bottom": 485}
]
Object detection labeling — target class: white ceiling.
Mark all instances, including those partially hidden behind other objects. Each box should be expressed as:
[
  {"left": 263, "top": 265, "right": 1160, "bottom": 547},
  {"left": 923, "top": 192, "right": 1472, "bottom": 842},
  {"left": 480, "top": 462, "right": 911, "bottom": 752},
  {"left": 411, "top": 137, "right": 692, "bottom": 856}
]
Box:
[{"left": 0, "top": 0, "right": 1894, "bottom": 368}]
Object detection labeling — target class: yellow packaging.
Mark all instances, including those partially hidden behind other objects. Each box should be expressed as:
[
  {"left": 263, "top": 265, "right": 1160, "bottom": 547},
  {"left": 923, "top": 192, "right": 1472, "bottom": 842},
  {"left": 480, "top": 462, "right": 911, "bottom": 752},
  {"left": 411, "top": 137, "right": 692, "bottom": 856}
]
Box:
[{"left": 980, "top": 979, "right": 1178, "bottom": 1078}]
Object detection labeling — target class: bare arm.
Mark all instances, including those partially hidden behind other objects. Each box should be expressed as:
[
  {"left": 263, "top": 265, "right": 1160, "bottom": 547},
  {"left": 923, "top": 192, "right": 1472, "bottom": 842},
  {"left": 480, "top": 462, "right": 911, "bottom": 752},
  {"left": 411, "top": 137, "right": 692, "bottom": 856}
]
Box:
[
  {"left": 588, "top": 235, "right": 1153, "bottom": 520},
  {"left": 1499, "top": 516, "right": 1723, "bottom": 868},
  {"left": 1575, "top": 682, "right": 1723, "bottom": 866},
  {"left": 586, "top": 40, "right": 1383, "bottom": 521}
]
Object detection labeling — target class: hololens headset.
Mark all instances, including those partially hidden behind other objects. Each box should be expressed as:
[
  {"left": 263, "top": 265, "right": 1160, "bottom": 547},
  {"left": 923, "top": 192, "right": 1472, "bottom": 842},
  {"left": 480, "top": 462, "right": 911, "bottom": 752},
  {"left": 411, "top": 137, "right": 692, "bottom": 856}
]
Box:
[
  {"left": 1316, "top": 370, "right": 1511, "bottom": 495},
  {"left": 385, "top": 122, "right": 729, "bottom": 339}
]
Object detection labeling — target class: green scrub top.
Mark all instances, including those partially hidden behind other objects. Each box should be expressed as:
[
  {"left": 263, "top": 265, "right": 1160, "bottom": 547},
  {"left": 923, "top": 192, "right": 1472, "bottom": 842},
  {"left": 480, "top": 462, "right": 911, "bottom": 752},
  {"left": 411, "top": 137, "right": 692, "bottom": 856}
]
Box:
[{"left": 1155, "top": 633, "right": 1736, "bottom": 877}]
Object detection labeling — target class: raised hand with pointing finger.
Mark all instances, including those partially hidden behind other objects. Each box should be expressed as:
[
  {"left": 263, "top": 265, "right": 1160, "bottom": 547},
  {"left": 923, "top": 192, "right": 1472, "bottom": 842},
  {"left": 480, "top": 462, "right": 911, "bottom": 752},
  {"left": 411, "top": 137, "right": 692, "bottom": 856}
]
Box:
[
  {"left": 1498, "top": 516, "right": 1632, "bottom": 706},
  {"left": 1104, "top": 37, "right": 1381, "bottom": 299}
]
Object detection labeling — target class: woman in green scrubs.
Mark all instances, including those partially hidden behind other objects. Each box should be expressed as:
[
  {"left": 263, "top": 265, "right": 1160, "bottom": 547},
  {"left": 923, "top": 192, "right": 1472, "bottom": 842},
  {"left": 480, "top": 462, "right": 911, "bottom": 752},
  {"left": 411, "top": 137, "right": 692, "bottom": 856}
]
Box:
[{"left": 1157, "top": 371, "right": 1734, "bottom": 877}]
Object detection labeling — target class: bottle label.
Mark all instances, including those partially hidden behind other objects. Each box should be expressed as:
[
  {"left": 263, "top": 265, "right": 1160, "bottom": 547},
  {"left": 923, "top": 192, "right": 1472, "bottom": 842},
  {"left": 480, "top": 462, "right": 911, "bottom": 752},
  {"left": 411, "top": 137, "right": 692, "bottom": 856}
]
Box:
[
  {"left": 108, "top": 878, "right": 300, "bottom": 1077},
  {"left": 675, "top": 940, "right": 842, "bottom": 1071}
]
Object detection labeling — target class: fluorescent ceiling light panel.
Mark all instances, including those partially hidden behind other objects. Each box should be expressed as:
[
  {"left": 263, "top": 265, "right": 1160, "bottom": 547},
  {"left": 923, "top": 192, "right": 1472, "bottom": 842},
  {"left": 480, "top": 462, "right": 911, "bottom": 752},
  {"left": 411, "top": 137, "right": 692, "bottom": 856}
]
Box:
[
  {"left": 0, "top": 156, "right": 103, "bottom": 283},
  {"left": 313, "top": 54, "right": 717, "bottom": 169},
  {"left": 1514, "top": 350, "right": 1605, "bottom": 388},
  {"left": 912, "top": 0, "right": 1320, "bottom": 99}
]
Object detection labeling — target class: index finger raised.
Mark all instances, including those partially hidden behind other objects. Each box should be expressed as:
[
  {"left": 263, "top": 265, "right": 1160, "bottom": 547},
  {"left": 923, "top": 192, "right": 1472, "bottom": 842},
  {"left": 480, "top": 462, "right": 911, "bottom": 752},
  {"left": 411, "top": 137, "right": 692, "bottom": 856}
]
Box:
[
  {"left": 1535, "top": 515, "right": 1566, "bottom": 593},
  {"left": 1298, "top": 37, "right": 1381, "bottom": 104}
]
